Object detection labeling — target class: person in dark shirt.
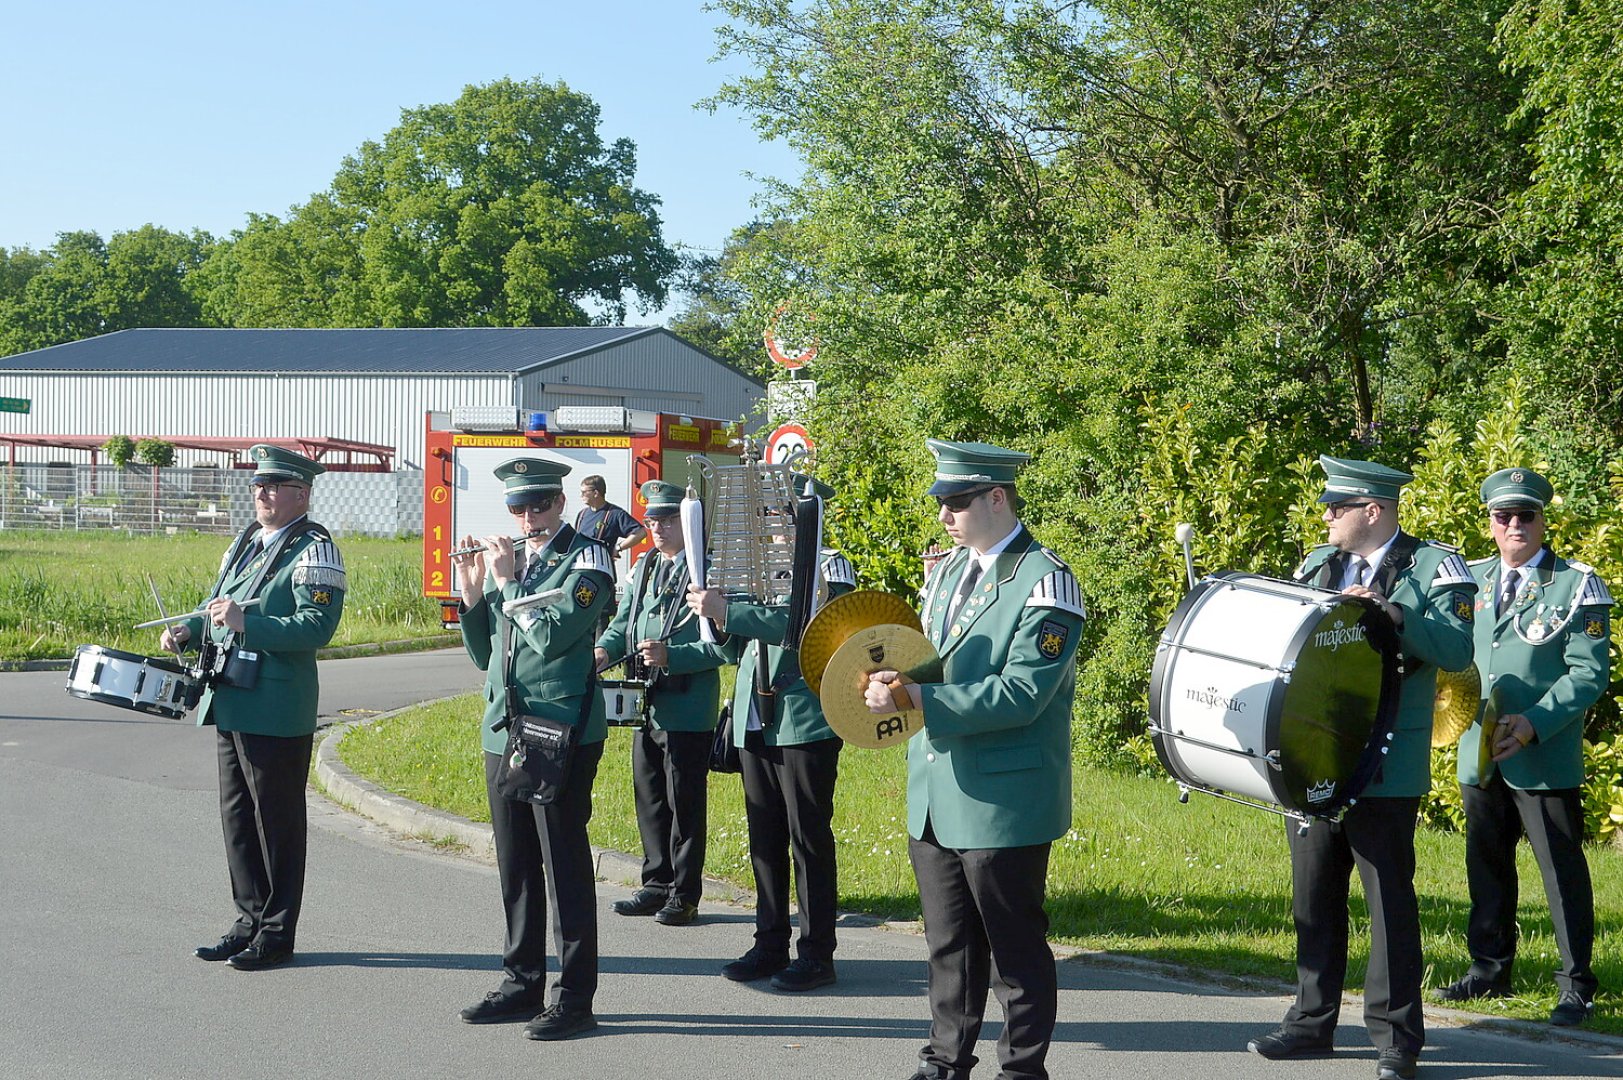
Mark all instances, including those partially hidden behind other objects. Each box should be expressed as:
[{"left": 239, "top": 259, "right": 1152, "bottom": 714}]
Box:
[{"left": 575, "top": 475, "right": 646, "bottom": 562}]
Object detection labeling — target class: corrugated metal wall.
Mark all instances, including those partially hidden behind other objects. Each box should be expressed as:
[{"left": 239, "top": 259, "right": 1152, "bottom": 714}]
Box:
[
  {"left": 0, "top": 333, "right": 763, "bottom": 469},
  {"left": 0, "top": 373, "right": 513, "bottom": 470}
]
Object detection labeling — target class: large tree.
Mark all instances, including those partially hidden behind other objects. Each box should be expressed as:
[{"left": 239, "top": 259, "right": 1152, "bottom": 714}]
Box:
[
  {"left": 201, "top": 77, "right": 678, "bottom": 328},
  {"left": 0, "top": 226, "right": 212, "bottom": 355}
]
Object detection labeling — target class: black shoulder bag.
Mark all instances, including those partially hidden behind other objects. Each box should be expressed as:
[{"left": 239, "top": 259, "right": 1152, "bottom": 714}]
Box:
[{"left": 492, "top": 600, "right": 591, "bottom": 805}]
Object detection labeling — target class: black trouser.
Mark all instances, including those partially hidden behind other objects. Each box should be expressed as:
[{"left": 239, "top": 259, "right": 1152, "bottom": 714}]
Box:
[
  {"left": 216, "top": 729, "right": 313, "bottom": 948},
  {"left": 631, "top": 725, "right": 712, "bottom": 904},
  {"left": 485, "top": 740, "right": 604, "bottom": 1010},
  {"left": 1460, "top": 777, "right": 1596, "bottom": 998},
  {"left": 739, "top": 731, "right": 841, "bottom": 961},
  {"left": 1284, "top": 796, "right": 1424, "bottom": 1054},
  {"left": 909, "top": 821, "right": 1056, "bottom": 1080}
]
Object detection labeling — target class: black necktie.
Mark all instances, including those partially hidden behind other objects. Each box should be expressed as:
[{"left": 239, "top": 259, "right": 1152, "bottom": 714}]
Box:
[
  {"left": 1498, "top": 569, "right": 1520, "bottom": 617},
  {"left": 235, "top": 538, "right": 263, "bottom": 575},
  {"left": 947, "top": 560, "right": 983, "bottom": 626}
]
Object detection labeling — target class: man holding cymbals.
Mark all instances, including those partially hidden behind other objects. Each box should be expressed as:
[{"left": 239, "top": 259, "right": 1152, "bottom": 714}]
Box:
[{"left": 864, "top": 439, "right": 1085, "bottom": 1080}]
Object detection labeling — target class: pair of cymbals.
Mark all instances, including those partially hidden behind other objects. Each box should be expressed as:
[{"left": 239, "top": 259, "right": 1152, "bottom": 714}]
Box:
[{"left": 799, "top": 590, "right": 941, "bottom": 750}]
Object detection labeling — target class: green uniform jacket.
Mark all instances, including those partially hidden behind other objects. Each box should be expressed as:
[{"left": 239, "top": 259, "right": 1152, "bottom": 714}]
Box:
[
  {"left": 909, "top": 527, "right": 1085, "bottom": 849},
  {"left": 720, "top": 550, "right": 857, "bottom": 747},
  {"left": 461, "top": 525, "right": 613, "bottom": 755},
  {"left": 596, "top": 551, "right": 723, "bottom": 732},
  {"left": 179, "top": 520, "right": 346, "bottom": 736},
  {"left": 1458, "top": 550, "right": 1613, "bottom": 790},
  {"left": 1294, "top": 534, "right": 1477, "bottom": 797}
]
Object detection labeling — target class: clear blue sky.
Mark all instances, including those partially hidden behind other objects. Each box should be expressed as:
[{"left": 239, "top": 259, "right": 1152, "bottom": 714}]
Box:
[{"left": 0, "top": 1, "right": 801, "bottom": 322}]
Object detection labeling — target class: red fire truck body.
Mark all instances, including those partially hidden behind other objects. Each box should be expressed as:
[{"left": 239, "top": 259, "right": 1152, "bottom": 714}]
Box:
[{"left": 423, "top": 407, "right": 738, "bottom": 625}]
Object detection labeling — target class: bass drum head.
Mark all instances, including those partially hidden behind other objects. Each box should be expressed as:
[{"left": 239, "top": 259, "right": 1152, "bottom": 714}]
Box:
[{"left": 1270, "top": 597, "right": 1400, "bottom": 814}]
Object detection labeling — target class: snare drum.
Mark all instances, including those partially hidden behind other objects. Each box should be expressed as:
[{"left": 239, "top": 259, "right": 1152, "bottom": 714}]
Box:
[
  {"left": 1148, "top": 572, "right": 1400, "bottom": 817},
  {"left": 600, "top": 679, "right": 648, "bottom": 726},
  {"left": 65, "top": 644, "right": 199, "bottom": 720}
]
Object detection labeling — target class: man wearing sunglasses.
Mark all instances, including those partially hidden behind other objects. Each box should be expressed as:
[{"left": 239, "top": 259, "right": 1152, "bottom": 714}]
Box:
[
  {"left": 1436, "top": 468, "right": 1611, "bottom": 1027},
  {"left": 454, "top": 457, "right": 614, "bottom": 1041},
  {"left": 167, "top": 445, "right": 345, "bottom": 973},
  {"left": 1249, "top": 455, "right": 1477, "bottom": 1080},
  {"left": 864, "top": 439, "right": 1084, "bottom": 1080}
]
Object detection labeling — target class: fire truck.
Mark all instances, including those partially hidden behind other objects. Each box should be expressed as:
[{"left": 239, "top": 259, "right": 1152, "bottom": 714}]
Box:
[{"left": 422, "top": 406, "right": 739, "bottom": 626}]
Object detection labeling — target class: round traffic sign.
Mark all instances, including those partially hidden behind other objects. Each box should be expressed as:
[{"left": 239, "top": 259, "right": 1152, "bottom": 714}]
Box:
[{"left": 765, "top": 423, "right": 813, "bottom": 465}]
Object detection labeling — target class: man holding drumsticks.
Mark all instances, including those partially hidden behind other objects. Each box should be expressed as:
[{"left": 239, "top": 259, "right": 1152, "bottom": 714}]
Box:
[{"left": 163, "top": 445, "right": 345, "bottom": 972}]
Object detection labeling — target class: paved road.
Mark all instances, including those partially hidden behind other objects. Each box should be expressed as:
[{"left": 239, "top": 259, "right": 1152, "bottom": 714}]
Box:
[{"left": 1, "top": 654, "right": 1618, "bottom": 1079}]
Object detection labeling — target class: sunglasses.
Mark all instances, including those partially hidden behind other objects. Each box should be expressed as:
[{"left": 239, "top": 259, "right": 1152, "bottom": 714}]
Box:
[
  {"left": 507, "top": 498, "right": 557, "bottom": 515},
  {"left": 1491, "top": 508, "right": 1541, "bottom": 526},
  {"left": 1326, "top": 500, "right": 1374, "bottom": 518},
  {"left": 252, "top": 481, "right": 307, "bottom": 495},
  {"left": 936, "top": 487, "right": 994, "bottom": 513}
]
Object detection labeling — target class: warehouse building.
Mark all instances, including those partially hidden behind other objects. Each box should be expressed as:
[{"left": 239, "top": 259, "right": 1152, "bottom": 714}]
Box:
[{"left": 0, "top": 326, "right": 762, "bottom": 469}]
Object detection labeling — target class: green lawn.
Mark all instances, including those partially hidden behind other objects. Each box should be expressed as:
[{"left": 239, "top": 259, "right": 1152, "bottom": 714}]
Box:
[
  {"left": 339, "top": 690, "right": 1623, "bottom": 1035},
  {"left": 0, "top": 530, "right": 449, "bottom": 661}
]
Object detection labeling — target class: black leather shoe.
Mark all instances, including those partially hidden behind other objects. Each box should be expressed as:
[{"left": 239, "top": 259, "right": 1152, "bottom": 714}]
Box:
[
  {"left": 611, "top": 888, "right": 668, "bottom": 917},
  {"left": 460, "top": 990, "right": 543, "bottom": 1024},
  {"left": 771, "top": 957, "right": 836, "bottom": 992},
  {"left": 227, "top": 941, "right": 294, "bottom": 971},
  {"left": 1247, "top": 1028, "right": 1334, "bottom": 1059},
  {"left": 523, "top": 1004, "right": 597, "bottom": 1041},
  {"left": 1376, "top": 1046, "right": 1418, "bottom": 1079},
  {"left": 654, "top": 898, "right": 698, "bottom": 926},
  {"left": 720, "top": 945, "right": 789, "bottom": 982},
  {"left": 1436, "top": 973, "right": 1511, "bottom": 1002},
  {"left": 1550, "top": 990, "right": 1594, "bottom": 1027},
  {"left": 194, "top": 934, "right": 252, "bottom": 962}
]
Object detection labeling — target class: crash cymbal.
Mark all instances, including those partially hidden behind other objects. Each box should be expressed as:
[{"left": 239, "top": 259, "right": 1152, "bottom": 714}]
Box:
[
  {"left": 1432, "top": 663, "right": 1483, "bottom": 748},
  {"left": 798, "top": 589, "right": 922, "bottom": 698},
  {"left": 818, "top": 623, "right": 942, "bottom": 750}
]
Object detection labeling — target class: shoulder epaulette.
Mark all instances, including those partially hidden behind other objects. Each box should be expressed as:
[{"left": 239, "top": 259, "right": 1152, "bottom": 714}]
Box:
[
  {"left": 821, "top": 551, "right": 857, "bottom": 587},
  {"left": 1467, "top": 555, "right": 1495, "bottom": 566},
  {"left": 1027, "top": 567, "right": 1085, "bottom": 618},
  {"left": 293, "top": 536, "right": 347, "bottom": 589},
  {"left": 1425, "top": 539, "right": 1462, "bottom": 554},
  {"left": 572, "top": 542, "right": 614, "bottom": 578},
  {"left": 1577, "top": 572, "right": 1614, "bottom": 608},
  {"left": 1430, "top": 553, "right": 1474, "bottom": 590}
]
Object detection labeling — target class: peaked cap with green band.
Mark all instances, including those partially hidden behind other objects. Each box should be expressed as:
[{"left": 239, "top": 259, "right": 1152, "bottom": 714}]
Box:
[
  {"left": 925, "top": 439, "right": 1029, "bottom": 497},
  {"left": 249, "top": 444, "right": 324, "bottom": 485},
  {"left": 1315, "top": 454, "right": 1413, "bottom": 504},
  {"left": 494, "top": 456, "right": 570, "bottom": 506},
  {"left": 639, "top": 478, "right": 685, "bottom": 517},
  {"left": 1479, "top": 467, "right": 1554, "bottom": 510}
]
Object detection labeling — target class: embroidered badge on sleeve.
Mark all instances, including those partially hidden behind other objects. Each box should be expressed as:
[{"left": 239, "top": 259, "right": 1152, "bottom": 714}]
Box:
[{"left": 1037, "top": 619, "right": 1069, "bottom": 660}]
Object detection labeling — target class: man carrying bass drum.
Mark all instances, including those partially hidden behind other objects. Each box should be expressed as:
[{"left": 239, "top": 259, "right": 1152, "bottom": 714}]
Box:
[{"left": 1248, "top": 455, "right": 1477, "bottom": 1080}]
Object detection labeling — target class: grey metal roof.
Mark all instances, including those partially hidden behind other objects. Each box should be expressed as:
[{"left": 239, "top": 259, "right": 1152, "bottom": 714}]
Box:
[{"left": 0, "top": 326, "right": 672, "bottom": 374}]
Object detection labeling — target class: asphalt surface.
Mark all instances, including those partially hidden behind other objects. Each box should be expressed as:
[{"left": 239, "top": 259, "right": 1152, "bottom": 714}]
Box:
[{"left": 1, "top": 651, "right": 1619, "bottom": 1079}]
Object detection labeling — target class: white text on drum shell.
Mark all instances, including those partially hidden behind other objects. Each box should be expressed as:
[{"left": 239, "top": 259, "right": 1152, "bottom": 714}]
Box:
[{"left": 1312, "top": 620, "right": 1366, "bottom": 652}]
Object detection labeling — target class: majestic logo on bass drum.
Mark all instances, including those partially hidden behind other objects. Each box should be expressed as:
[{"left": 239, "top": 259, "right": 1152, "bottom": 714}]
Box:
[
  {"left": 1313, "top": 619, "right": 1366, "bottom": 653},
  {"left": 1186, "top": 686, "right": 1245, "bottom": 714}
]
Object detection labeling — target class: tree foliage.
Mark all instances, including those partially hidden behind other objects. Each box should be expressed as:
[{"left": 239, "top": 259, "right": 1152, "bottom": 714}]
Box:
[
  {"left": 706, "top": 0, "right": 1623, "bottom": 782},
  {"left": 0, "top": 227, "right": 213, "bottom": 354},
  {"left": 197, "top": 77, "right": 678, "bottom": 329}
]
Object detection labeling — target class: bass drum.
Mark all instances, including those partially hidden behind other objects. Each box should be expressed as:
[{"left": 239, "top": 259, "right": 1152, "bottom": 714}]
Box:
[
  {"left": 1149, "top": 572, "right": 1401, "bottom": 817},
  {"left": 65, "top": 644, "right": 199, "bottom": 720}
]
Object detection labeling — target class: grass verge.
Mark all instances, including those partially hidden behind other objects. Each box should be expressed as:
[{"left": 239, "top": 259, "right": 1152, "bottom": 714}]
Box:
[
  {"left": 0, "top": 531, "right": 446, "bottom": 661},
  {"left": 340, "top": 691, "right": 1623, "bottom": 1035}
]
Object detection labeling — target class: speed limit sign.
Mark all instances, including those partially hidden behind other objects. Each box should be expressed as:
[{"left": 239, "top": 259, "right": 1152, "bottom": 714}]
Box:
[{"left": 765, "top": 423, "right": 814, "bottom": 465}]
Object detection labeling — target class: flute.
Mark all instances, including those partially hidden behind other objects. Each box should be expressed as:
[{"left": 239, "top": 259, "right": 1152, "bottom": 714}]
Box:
[{"left": 448, "top": 530, "right": 545, "bottom": 559}]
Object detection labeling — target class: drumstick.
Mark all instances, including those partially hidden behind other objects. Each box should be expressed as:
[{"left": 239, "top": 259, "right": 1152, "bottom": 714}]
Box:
[
  {"left": 133, "top": 598, "right": 263, "bottom": 630},
  {"left": 500, "top": 588, "right": 566, "bottom": 617}
]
